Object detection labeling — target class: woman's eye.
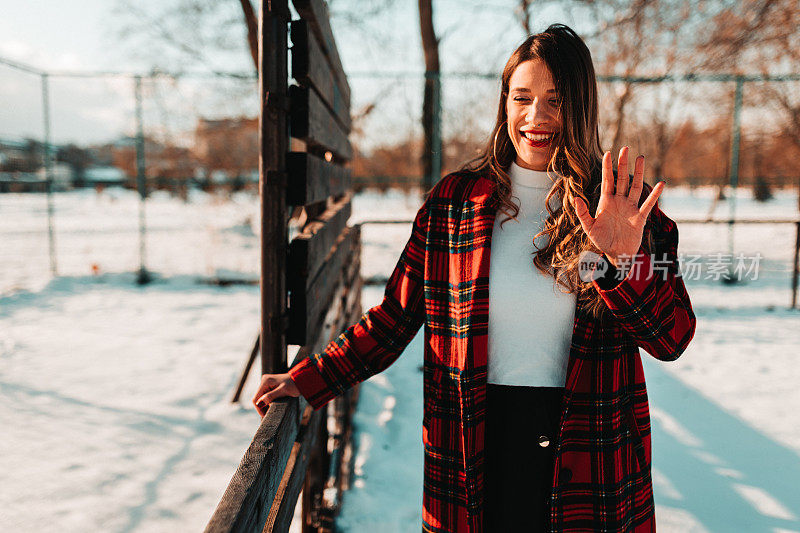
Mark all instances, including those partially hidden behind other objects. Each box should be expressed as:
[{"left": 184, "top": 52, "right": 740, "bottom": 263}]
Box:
[{"left": 512, "top": 96, "right": 558, "bottom": 104}]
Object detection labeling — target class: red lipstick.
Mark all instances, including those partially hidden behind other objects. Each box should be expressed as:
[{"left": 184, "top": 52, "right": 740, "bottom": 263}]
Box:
[{"left": 520, "top": 129, "right": 554, "bottom": 148}]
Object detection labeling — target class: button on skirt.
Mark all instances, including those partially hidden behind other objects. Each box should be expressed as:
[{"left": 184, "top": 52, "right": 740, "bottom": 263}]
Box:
[{"left": 483, "top": 383, "right": 565, "bottom": 531}]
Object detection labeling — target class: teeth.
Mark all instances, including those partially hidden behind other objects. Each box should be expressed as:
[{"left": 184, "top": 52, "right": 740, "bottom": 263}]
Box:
[{"left": 523, "top": 132, "right": 552, "bottom": 141}]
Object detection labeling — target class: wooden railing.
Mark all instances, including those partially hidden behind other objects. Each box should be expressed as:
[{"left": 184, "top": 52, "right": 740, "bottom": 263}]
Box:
[{"left": 205, "top": 1, "right": 361, "bottom": 531}]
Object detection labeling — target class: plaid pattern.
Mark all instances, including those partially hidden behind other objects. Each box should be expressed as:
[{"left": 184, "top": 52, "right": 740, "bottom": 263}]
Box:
[{"left": 289, "top": 168, "right": 697, "bottom": 532}]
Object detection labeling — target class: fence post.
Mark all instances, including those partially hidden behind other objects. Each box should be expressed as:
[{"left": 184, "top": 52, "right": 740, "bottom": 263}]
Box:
[
  {"left": 792, "top": 221, "right": 799, "bottom": 310},
  {"left": 724, "top": 76, "right": 744, "bottom": 283},
  {"left": 41, "top": 72, "right": 57, "bottom": 276},
  {"left": 259, "top": 0, "right": 289, "bottom": 376},
  {"left": 134, "top": 75, "right": 151, "bottom": 284}
]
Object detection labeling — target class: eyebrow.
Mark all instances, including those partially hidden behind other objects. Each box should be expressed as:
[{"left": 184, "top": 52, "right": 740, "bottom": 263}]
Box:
[{"left": 511, "top": 87, "right": 558, "bottom": 93}]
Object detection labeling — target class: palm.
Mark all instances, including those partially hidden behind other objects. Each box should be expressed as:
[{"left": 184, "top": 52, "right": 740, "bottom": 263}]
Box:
[{"left": 572, "top": 147, "right": 664, "bottom": 263}]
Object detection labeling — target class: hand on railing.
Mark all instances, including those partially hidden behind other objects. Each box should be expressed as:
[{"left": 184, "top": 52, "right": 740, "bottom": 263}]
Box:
[{"left": 252, "top": 373, "right": 301, "bottom": 417}]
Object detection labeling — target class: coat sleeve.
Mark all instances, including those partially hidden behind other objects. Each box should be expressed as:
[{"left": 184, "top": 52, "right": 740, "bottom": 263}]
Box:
[
  {"left": 288, "top": 197, "right": 429, "bottom": 410},
  {"left": 590, "top": 201, "right": 696, "bottom": 361}
]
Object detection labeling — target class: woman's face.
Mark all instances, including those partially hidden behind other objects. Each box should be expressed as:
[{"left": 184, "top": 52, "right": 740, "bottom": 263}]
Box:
[{"left": 505, "top": 58, "right": 562, "bottom": 171}]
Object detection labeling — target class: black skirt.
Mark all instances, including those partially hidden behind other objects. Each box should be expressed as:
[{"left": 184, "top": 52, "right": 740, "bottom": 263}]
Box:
[{"left": 483, "top": 383, "right": 565, "bottom": 532}]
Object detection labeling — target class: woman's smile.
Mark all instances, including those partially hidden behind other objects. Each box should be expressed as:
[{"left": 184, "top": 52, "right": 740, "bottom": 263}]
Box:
[{"left": 520, "top": 129, "right": 555, "bottom": 148}]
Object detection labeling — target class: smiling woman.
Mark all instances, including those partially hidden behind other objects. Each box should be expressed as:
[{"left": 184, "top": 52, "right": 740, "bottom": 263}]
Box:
[{"left": 254, "top": 22, "right": 695, "bottom": 533}]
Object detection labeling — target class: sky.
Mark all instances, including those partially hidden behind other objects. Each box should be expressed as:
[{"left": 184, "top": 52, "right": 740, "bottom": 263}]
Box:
[
  {"left": 0, "top": 0, "right": 153, "bottom": 144},
  {"left": 0, "top": 0, "right": 587, "bottom": 147},
  {"left": 0, "top": 1, "right": 124, "bottom": 72}
]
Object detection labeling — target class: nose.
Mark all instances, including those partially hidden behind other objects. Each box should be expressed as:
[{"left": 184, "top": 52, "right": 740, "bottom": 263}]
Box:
[{"left": 525, "top": 97, "right": 550, "bottom": 126}]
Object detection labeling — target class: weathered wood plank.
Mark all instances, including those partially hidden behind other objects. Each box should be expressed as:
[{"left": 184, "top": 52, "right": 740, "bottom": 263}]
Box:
[
  {"left": 287, "top": 224, "right": 360, "bottom": 345},
  {"left": 286, "top": 152, "right": 351, "bottom": 207},
  {"left": 264, "top": 403, "right": 322, "bottom": 532},
  {"left": 287, "top": 194, "right": 352, "bottom": 286},
  {"left": 269, "top": 245, "right": 362, "bottom": 529},
  {"left": 342, "top": 231, "right": 363, "bottom": 321},
  {"left": 290, "top": 233, "right": 362, "bottom": 365},
  {"left": 260, "top": 0, "right": 289, "bottom": 376},
  {"left": 311, "top": 227, "right": 360, "bottom": 348},
  {"left": 210, "top": 167, "right": 362, "bottom": 533},
  {"left": 204, "top": 399, "right": 300, "bottom": 533},
  {"left": 291, "top": 0, "right": 351, "bottom": 113},
  {"left": 289, "top": 84, "right": 353, "bottom": 161},
  {"left": 290, "top": 19, "right": 351, "bottom": 132}
]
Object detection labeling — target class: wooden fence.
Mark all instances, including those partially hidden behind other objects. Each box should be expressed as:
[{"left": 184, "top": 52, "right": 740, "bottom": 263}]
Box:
[{"left": 205, "top": 1, "right": 361, "bottom": 531}]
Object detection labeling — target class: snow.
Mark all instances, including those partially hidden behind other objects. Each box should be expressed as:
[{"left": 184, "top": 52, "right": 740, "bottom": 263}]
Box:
[
  {"left": 1, "top": 184, "right": 799, "bottom": 531},
  {"left": 0, "top": 272, "right": 262, "bottom": 532}
]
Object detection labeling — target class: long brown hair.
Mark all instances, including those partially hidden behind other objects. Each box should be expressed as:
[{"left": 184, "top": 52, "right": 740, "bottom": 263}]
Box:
[{"left": 456, "top": 23, "right": 653, "bottom": 321}]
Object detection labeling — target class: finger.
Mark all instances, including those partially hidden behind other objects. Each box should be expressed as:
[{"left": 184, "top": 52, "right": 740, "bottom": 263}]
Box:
[
  {"left": 252, "top": 384, "right": 271, "bottom": 409},
  {"left": 257, "top": 383, "right": 288, "bottom": 409},
  {"left": 255, "top": 397, "right": 269, "bottom": 417},
  {"left": 616, "top": 146, "right": 629, "bottom": 197},
  {"left": 629, "top": 155, "right": 645, "bottom": 204},
  {"left": 571, "top": 195, "right": 594, "bottom": 235},
  {"left": 252, "top": 388, "right": 265, "bottom": 410},
  {"left": 258, "top": 391, "right": 275, "bottom": 406},
  {"left": 601, "top": 151, "right": 613, "bottom": 196},
  {"left": 638, "top": 180, "right": 664, "bottom": 219},
  {"left": 254, "top": 394, "right": 266, "bottom": 416},
  {"left": 256, "top": 391, "right": 273, "bottom": 409}
]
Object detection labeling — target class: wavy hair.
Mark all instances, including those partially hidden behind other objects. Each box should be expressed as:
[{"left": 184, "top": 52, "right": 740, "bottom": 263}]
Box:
[{"left": 455, "top": 23, "right": 654, "bottom": 321}]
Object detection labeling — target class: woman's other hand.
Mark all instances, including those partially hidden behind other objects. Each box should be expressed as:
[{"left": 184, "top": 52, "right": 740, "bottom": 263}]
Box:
[
  {"left": 571, "top": 146, "right": 665, "bottom": 268},
  {"left": 252, "top": 373, "right": 301, "bottom": 416}
]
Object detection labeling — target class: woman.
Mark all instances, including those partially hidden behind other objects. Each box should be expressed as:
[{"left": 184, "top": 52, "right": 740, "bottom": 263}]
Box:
[{"left": 253, "top": 23, "right": 696, "bottom": 532}]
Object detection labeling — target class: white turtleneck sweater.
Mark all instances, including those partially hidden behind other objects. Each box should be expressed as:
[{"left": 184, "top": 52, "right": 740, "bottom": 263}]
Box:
[{"left": 486, "top": 161, "right": 577, "bottom": 388}]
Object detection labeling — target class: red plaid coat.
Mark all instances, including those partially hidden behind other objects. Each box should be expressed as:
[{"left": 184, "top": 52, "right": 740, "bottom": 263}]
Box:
[{"left": 289, "top": 167, "right": 696, "bottom": 532}]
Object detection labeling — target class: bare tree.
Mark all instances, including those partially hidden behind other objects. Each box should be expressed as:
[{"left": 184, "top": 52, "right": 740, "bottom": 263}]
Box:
[
  {"left": 238, "top": 0, "right": 258, "bottom": 71},
  {"left": 515, "top": 0, "right": 534, "bottom": 35},
  {"left": 114, "top": 0, "right": 252, "bottom": 74},
  {"left": 636, "top": 87, "right": 684, "bottom": 181},
  {"left": 587, "top": 0, "right": 653, "bottom": 151},
  {"left": 694, "top": 0, "right": 785, "bottom": 72},
  {"left": 418, "top": 0, "right": 441, "bottom": 190},
  {"left": 697, "top": 0, "right": 800, "bottom": 145},
  {"left": 696, "top": 0, "right": 800, "bottom": 190},
  {"left": 585, "top": 0, "right": 710, "bottom": 166}
]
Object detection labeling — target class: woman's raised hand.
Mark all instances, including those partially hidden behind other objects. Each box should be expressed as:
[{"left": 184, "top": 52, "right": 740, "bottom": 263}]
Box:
[
  {"left": 571, "top": 147, "right": 664, "bottom": 268},
  {"left": 252, "top": 373, "right": 301, "bottom": 417}
]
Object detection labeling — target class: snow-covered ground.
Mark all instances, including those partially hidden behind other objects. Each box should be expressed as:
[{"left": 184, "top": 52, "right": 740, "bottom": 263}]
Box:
[{"left": 1, "top": 184, "right": 799, "bottom": 532}]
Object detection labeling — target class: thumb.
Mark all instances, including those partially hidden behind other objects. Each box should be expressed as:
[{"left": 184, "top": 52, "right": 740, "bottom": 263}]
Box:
[{"left": 257, "top": 384, "right": 286, "bottom": 408}]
